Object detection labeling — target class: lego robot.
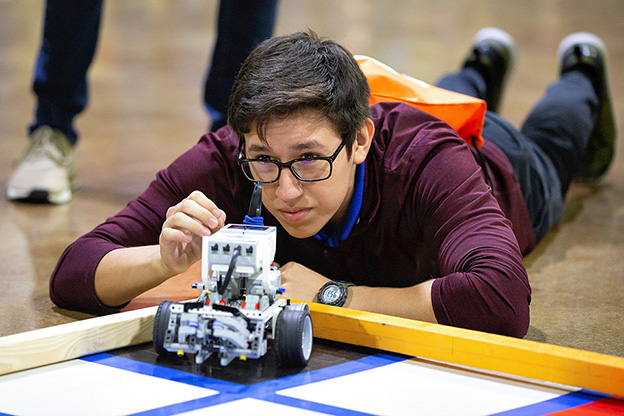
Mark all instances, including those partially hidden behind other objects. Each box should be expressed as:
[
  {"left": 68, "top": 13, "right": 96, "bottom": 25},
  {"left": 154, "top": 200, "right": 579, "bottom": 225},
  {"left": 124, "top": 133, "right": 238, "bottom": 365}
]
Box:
[{"left": 153, "top": 185, "right": 313, "bottom": 367}]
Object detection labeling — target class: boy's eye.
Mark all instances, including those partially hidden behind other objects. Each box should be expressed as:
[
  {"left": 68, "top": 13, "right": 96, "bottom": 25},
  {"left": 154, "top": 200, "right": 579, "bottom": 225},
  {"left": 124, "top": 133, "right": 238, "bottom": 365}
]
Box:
[
  {"left": 300, "top": 153, "right": 319, "bottom": 160},
  {"left": 256, "top": 155, "right": 274, "bottom": 162}
]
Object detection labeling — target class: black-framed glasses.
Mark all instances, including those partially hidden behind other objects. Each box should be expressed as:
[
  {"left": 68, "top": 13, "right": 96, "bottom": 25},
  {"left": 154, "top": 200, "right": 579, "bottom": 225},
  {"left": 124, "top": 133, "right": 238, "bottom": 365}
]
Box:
[{"left": 236, "top": 134, "right": 349, "bottom": 184}]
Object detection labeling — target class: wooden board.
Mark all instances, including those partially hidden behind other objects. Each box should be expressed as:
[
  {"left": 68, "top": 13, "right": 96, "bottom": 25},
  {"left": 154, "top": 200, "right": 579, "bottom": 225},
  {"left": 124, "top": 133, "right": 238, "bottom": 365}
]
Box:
[
  {"left": 1, "top": 301, "right": 623, "bottom": 397},
  {"left": 307, "top": 303, "right": 624, "bottom": 397},
  {"left": 0, "top": 306, "right": 156, "bottom": 375}
]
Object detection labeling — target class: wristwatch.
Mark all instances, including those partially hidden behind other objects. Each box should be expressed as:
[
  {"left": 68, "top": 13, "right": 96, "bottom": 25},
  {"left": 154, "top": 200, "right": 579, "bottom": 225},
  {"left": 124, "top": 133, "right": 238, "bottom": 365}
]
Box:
[{"left": 317, "top": 281, "right": 354, "bottom": 307}]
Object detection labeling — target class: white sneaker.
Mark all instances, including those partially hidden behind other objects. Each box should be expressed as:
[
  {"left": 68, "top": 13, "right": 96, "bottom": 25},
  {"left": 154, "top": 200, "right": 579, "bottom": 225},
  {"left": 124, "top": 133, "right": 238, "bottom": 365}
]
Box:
[{"left": 6, "top": 126, "right": 76, "bottom": 204}]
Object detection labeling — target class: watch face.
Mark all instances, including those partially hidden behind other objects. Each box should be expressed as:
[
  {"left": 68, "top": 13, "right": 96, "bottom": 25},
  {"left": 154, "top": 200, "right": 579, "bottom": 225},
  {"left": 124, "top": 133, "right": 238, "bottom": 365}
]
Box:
[{"left": 323, "top": 285, "right": 341, "bottom": 303}]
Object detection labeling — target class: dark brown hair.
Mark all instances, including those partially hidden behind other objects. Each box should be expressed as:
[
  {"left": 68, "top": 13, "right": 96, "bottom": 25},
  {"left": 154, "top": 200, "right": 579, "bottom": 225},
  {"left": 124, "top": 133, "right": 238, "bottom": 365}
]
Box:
[{"left": 228, "top": 30, "right": 371, "bottom": 155}]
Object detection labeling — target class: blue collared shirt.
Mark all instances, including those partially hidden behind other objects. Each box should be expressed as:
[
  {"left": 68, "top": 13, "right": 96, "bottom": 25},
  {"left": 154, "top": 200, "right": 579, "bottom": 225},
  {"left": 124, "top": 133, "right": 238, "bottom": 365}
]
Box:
[{"left": 314, "top": 161, "right": 365, "bottom": 247}]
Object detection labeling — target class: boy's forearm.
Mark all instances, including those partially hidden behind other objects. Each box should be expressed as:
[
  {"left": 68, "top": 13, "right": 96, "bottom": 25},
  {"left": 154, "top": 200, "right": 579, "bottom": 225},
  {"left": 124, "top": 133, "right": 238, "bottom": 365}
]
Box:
[
  {"left": 94, "top": 245, "right": 172, "bottom": 308},
  {"left": 344, "top": 280, "right": 437, "bottom": 323}
]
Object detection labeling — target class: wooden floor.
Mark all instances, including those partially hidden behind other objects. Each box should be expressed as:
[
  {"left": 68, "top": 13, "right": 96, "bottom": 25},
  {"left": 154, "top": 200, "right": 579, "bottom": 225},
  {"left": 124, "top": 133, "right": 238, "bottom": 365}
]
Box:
[{"left": 1, "top": 0, "right": 623, "bottom": 358}]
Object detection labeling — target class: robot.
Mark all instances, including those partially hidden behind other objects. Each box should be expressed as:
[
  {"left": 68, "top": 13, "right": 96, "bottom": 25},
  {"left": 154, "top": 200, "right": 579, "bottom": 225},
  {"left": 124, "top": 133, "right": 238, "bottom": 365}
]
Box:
[{"left": 152, "top": 184, "right": 313, "bottom": 367}]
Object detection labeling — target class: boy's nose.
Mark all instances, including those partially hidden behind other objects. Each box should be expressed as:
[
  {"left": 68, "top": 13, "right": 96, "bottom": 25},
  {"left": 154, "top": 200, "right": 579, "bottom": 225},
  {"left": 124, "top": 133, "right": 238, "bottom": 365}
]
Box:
[{"left": 275, "top": 168, "right": 304, "bottom": 201}]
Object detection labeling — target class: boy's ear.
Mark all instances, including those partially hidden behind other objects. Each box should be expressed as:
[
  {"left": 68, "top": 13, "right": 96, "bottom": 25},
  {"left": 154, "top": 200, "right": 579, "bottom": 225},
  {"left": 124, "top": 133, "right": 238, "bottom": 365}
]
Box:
[{"left": 352, "top": 118, "right": 374, "bottom": 164}]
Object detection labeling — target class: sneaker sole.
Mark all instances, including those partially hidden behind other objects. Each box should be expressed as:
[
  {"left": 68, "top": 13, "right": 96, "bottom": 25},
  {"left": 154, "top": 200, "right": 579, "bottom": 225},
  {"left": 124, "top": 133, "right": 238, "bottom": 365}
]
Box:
[
  {"left": 557, "top": 32, "right": 607, "bottom": 65},
  {"left": 7, "top": 187, "right": 72, "bottom": 204}
]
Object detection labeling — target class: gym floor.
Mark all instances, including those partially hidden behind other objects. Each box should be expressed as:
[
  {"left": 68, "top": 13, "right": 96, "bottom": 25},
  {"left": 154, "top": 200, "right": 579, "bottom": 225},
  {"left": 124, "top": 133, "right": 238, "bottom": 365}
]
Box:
[{"left": 1, "top": 0, "right": 623, "bottom": 361}]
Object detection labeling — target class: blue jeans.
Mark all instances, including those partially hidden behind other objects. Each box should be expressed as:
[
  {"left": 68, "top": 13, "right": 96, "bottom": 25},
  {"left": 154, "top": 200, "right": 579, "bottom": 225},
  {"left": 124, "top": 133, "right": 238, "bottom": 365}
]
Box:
[
  {"left": 204, "top": 0, "right": 278, "bottom": 131},
  {"left": 437, "top": 67, "right": 598, "bottom": 241},
  {"left": 29, "top": 0, "right": 278, "bottom": 144}
]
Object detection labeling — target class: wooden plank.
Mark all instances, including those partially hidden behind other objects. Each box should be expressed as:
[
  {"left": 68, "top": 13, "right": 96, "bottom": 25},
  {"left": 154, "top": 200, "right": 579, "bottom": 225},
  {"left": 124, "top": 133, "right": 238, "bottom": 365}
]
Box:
[
  {"left": 0, "top": 306, "right": 157, "bottom": 376},
  {"left": 1, "top": 301, "right": 624, "bottom": 398}
]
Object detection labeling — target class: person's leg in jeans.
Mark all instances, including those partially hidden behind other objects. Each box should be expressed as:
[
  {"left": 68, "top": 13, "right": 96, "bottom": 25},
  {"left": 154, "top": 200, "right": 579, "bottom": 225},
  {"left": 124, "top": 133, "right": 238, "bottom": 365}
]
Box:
[
  {"left": 204, "top": 0, "right": 279, "bottom": 131},
  {"left": 436, "top": 67, "right": 488, "bottom": 104},
  {"left": 7, "top": 0, "right": 103, "bottom": 204},
  {"left": 439, "top": 64, "right": 566, "bottom": 241},
  {"left": 520, "top": 71, "right": 597, "bottom": 199},
  {"left": 31, "top": 0, "right": 104, "bottom": 145},
  {"left": 436, "top": 28, "right": 572, "bottom": 240},
  {"left": 438, "top": 30, "right": 614, "bottom": 241},
  {"left": 526, "top": 33, "right": 616, "bottom": 184}
]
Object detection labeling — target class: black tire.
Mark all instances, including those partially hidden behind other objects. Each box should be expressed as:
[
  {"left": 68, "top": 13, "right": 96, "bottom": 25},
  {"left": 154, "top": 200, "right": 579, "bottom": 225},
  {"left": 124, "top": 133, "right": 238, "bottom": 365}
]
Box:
[
  {"left": 153, "top": 301, "right": 175, "bottom": 355},
  {"left": 275, "top": 307, "right": 313, "bottom": 367}
]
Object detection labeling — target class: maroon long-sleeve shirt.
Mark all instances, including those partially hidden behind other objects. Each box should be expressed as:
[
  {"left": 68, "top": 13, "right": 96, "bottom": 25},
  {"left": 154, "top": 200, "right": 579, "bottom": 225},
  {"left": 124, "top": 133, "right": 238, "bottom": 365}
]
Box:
[{"left": 50, "top": 102, "right": 535, "bottom": 337}]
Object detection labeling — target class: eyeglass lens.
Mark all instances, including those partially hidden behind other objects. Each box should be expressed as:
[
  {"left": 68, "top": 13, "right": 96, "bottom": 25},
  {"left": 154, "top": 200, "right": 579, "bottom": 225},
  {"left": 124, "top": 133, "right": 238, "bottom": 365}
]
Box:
[{"left": 242, "top": 159, "right": 332, "bottom": 182}]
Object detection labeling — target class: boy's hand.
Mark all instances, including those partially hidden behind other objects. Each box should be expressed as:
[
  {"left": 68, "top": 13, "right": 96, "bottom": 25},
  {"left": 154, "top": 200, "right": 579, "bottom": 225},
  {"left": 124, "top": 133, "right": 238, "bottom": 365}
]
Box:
[
  {"left": 279, "top": 261, "right": 330, "bottom": 302},
  {"left": 159, "top": 190, "right": 226, "bottom": 276}
]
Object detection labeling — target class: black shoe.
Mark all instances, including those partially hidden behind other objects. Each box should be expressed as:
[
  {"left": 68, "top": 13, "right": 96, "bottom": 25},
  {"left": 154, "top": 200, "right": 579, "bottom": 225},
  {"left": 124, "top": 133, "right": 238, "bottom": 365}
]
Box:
[
  {"left": 558, "top": 33, "right": 616, "bottom": 182},
  {"left": 463, "top": 27, "right": 516, "bottom": 113}
]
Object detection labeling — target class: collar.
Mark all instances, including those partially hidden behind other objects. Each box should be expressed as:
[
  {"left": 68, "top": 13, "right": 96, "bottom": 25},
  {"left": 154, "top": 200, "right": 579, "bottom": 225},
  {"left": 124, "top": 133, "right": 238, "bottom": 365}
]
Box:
[{"left": 314, "top": 161, "right": 365, "bottom": 247}]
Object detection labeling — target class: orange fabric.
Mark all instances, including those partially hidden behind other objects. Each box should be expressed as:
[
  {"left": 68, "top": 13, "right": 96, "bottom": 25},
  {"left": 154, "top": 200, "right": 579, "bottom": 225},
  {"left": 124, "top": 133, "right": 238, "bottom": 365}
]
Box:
[{"left": 356, "top": 55, "right": 486, "bottom": 147}]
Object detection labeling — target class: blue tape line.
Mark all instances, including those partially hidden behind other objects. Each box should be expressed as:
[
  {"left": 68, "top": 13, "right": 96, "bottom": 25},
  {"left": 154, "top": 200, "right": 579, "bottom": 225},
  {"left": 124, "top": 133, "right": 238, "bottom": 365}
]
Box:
[
  {"left": 81, "top": 353, "right": 239, "bottom": 392},
  {"left": 270, "top": 394, "right": 379, "bottom": 416},
  {"left": 487, "top": 389, "right": 604, "bottom": 416},
  {"left": 83, "top": 352, "right": 405, "bottom": 415},
  {"left": 83, "top": 352, "right": 610, "bottom": 416}
]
